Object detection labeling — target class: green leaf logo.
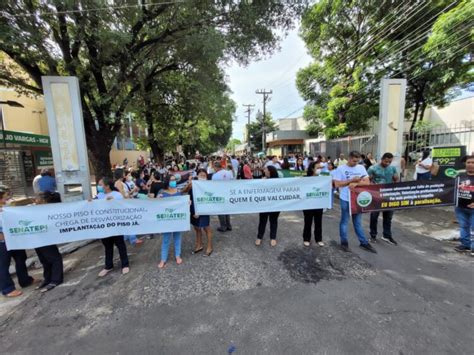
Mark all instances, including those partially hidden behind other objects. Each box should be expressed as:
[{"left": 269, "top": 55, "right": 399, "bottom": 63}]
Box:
[
  {"left": 19, "top": 220, "right": 33, "bottom": 226},
  {"left": 165, "top": 208, "right": 176, "bottom": 213},
  {"left": 204, "top": 192, "right": 214, "bottom": 197}
]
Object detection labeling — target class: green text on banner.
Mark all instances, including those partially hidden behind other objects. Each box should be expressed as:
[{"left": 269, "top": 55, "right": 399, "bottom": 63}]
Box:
[
  {"left": 2, "top": 196, "right": 190, "bottom": 250},
  {"left": 193, "top": 176, "right": 333, "bottom": 215}
]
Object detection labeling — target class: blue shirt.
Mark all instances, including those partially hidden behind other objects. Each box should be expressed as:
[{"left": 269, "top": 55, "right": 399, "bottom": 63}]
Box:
[
  {"left": 38, "top": 175, "right": 57, "bottom": 192},
  {"left": 367, "top": 164, "right": 398, "bottom": 184}
]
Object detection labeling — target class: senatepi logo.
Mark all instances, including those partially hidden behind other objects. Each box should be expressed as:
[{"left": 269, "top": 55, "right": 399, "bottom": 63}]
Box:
[
  {"left": 356, "top": 191, "right": 373, "bottom": 208},
  {"left": 9, "top": 219, "right": 48, "bottom": 235}
]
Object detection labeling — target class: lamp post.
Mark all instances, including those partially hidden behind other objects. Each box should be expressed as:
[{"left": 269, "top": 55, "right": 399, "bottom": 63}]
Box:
[{"left": 0, "top": 100, "right": 24, "bottom": 148}]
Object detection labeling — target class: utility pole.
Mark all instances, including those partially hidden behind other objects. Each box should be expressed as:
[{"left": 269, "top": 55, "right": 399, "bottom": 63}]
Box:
[
  {"left": 243, "top": 104, "right": 254, "bottom": 156},
  {"left": 255, "top": 89, "right": 272, "bottom": 154}
]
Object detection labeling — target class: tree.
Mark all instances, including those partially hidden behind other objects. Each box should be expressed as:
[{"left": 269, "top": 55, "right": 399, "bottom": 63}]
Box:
[
  {"left": 247, "top": 112, "right": 277, "bottom": 152},
  {"left": 0, "top": 0, "right": 305, "bottom": 178},
  {"left": 297, "top": 0, "right": 473, "bottom": 139},
  {"left": 226, "top": 138, "right": 242, "bottom": 154}
]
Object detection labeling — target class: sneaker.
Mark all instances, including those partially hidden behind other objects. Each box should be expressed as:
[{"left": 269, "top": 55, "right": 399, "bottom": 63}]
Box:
[
  {"left": 217, "top": 227, "right": 227, "bottom": 232},
  {"left": 370, "top": 236, "right": 377, "bottom": 243},
  {"left": 340, "top": 243, "right": 350, "bottom": 252},
  {"left": 360, "top": 243, "right": 377, "bottom": 253},
  {"left": 227, "top": 227, "right": 233, "bottom": 231},
  {"left": 381, "top": 236, "right": 397, "bottom": 245},
  {"left": 317, "top": 241, "right": 325, "bottom": 247},
  {"left": 454, "top": 245, "right": 470, "bottom": 253}
]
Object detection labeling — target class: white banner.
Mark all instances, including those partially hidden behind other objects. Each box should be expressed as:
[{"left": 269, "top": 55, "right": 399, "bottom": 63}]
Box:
[
  {"left": 193, "top": 176, "right": 332, "bottom": 215},
  {"left": 2, "top": 196, "right": 190, "bottom": 250}
]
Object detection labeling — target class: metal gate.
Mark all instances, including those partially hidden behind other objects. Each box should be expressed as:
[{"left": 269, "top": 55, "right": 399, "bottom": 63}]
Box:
[{"left": 0, "top": 149, "right": 28, "bottom": 196}]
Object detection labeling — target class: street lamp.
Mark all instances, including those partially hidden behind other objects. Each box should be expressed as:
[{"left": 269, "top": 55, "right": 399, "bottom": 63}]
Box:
[{"left": 0, "top": 100, "right": 25, "bottom": 148}]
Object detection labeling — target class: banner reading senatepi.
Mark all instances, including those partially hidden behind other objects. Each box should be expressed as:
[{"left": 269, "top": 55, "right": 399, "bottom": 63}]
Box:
[
  {"left": 2, "top": 197, "right": 190, "bottom": 250},
  {"left": 193, "top": 176, "right": 333, "bottom": 215}
]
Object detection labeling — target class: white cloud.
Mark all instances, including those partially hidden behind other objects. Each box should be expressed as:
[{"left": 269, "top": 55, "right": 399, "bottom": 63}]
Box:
[{"left": 225, "top": 27, "right": 312, "bottom": 141}]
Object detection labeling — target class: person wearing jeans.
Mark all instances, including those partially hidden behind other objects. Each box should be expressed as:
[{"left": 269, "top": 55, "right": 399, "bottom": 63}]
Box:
[
  {"left": 161, "top": 232, "right": 182, "bottom": 263},
  {"left": 158, "top": 175, "right": 184, "bottom": 268},
  {"left": 454, "top": 155, "right": 474, "bottom": 254},
  {"left": 367, "top": 152, "right": 399, "bottom": 245},
  {"left": 333, "top": 151, "right": 377, "bottom": 253}
]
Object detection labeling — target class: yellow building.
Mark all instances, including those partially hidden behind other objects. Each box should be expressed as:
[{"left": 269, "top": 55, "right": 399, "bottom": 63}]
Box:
[{"left": 0, "top": 87, "right": 150, "bottom": 195}]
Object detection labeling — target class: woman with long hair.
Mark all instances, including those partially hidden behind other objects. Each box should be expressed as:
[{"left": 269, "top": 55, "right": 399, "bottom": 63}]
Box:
[
  {"left": 416, "top": 150, "right": 433, "bottom": 181},
  {"left": 255, "top": 165, "right": 281, "bottom": 247},
  {"left": 158, "top": 175, "right": 184, "bottom": 268},
  {"left": 183, "top": 169, "right": 213, "bottom": 256},
  {"left": 96, "top": 177, "right": 130, "bottom": 277},
  {"left": 302, "top": 162, "right": 325, "bottom": 247}
]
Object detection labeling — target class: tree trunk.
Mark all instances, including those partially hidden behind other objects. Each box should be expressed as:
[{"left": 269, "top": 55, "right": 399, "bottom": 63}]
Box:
[{"left": 88, "top": 138, "right": 114, "bottom": 181}]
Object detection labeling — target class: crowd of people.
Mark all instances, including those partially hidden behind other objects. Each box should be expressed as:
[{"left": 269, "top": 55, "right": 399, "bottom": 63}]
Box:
[{"left": 1, "top": 150, "right": 472, "bottom": 298}]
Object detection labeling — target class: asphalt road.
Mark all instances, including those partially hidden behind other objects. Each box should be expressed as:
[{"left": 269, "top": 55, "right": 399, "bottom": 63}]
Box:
[{"left": 0, "top": 206, "right": 473, "bottom": 354}]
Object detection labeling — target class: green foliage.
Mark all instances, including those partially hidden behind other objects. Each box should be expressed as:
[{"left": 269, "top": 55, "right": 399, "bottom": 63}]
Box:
[
  {"left": 247, "top": 112, "right": 277, "bottom": 152},
  {"left": 297, "top": 0, "right": 473, "bottom": 139},
  {"left": 226, "top": 138, "right": 242, "bottom": 153},
  {"left": 0, "top": 0, "right": 305, "bottom": 175}
]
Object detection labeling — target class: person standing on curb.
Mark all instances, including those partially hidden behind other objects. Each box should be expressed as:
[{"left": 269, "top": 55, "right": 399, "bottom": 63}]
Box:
[
  {"left": 333, "top": 151, "right": 377, "bottom": 253},
  {"left": 367, "top": 152, "right": 399, "bottom": 245},
  {"left": 454, "top": 155, "right": 474, "bottom": 256},
  {"left": 0, "top": 185, "right": 37, "bottom": 297},
  {"left": 212, "top": 161, "right": 233, "bottom": 232}
]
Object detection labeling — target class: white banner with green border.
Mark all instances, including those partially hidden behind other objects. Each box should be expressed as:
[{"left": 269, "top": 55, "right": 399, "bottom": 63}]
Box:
[
  {"left": 193, "top": 176, "right": 333, "bottom": 215},
  {"left": 1, "top": 196, "right": 190, "bottom": 250}
]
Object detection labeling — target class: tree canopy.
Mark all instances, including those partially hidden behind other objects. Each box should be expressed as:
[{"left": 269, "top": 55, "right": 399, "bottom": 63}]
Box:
[
  {"left": 297, "top": 0, "right": 473, "bottom": 139},
  {"left": 0, "top": 0, "right": 306, "bottom": 176}
]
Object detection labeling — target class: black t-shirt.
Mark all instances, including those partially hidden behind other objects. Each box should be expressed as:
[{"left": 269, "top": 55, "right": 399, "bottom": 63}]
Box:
[
  {"left": 149, "top": 181, "right": 163, "bottom": 198},
  {"left": 458, "top": 173, "right": 474, "bottom": 209}
]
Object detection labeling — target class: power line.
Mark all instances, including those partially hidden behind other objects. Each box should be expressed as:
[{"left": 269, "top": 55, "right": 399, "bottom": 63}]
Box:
[
  {"left": 0, "top": 1, "right": 184, "bottom": 18},
  {"left": 295, "top": 1, "right": 464, "bottom": 101}
]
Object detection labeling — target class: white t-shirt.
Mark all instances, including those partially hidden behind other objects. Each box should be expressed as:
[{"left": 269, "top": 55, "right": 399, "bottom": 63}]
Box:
[
  {"left": 416, "top": 158, "right": 432, "bottom": 174},
  {"left": 333, "top": 164, "right": 368, "bottom": 201},
  {"left": 212, "top": 169, "right": 233, "bottom": 181},
  {"left": 97, "top": 191, "right": 124, "bottom": 200},
  {"left": 265, "top": 161, "right": 282, "bottom": 170}
]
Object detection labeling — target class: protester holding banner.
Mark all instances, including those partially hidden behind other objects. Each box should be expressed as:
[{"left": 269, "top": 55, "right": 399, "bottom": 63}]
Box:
[
  {"left": 183, "top": 169, "right": 213, "bottom": 257},
  {"left": 0, "top": 186, "right": 37, "bottom": 297},
  {"left": 212, "top": 162, "right": 233, "bottom": 232},
  {"left": 255, "top": 166, "right": 281, "bottom": 247},
  {"left": 454, "top": 155, "right": 474, "bottom": 255},
  {"left": 295, "top": 158, "right": 305, "bottom": 171},
  {"left": 96, "top": 177, "right": 130, "bottom": 277},
  {"left": 158, "top": 175, "right": 184, "bottom": 268},
  {"left": 302, "top": 162, "right": 324, "bottom": 247},
  {"left": 415, "top": 150, "right": 433, "bottom": 181},
  {"left": 367, "top": 153, "right": 399, "bottom": 245},
  {"left": 333, "top": 151, "right": 377, "bottom": 253},
  {"left": 34, "top": 192, "right": 64, "bottom": 292}
]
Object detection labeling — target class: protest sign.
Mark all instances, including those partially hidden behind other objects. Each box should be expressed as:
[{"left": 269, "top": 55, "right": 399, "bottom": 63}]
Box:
[
  {"left": 350, "top": 179, "right": 457, "bottom": 214},
  {"left": 2, "top": 196, "right": 190, "bottom": 250},
  {"left": 280, "top": 170, "right": 306, "bottom": 178},
  {"left": 432, "top": 146, "right": 466, "bottom": 178},
  {"left": 193, "top": 176, "right": 332, "bottom": 215}
]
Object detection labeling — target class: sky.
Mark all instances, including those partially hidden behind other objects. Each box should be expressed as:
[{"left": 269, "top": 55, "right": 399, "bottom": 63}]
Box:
[{"left": 225, "top": 27, "right": 313, "bottom": 141}]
